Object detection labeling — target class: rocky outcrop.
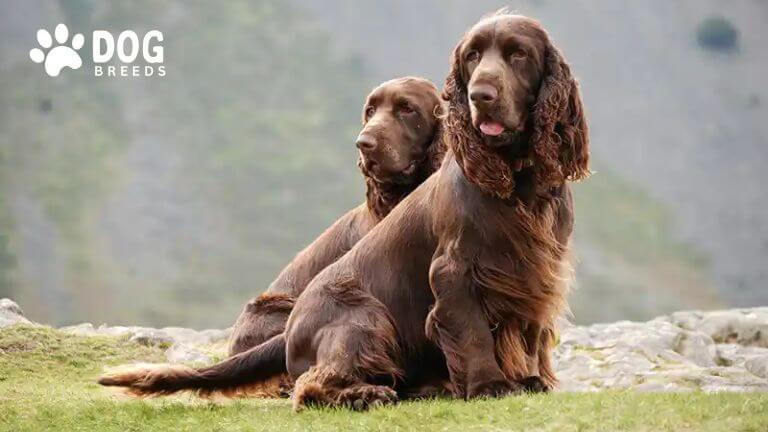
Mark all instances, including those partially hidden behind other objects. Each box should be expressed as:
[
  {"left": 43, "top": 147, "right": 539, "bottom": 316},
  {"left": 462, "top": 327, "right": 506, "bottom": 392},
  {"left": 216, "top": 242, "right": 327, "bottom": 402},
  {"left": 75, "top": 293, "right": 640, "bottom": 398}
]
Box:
[
  {"left": 2, "top": 298, "right": 767, "bottom": 392},
  {"left": 59, "top": 321, "right": 231, "bottom": 364},
  {"left": 555, "top": 307, "right": 768, "bottom": 392},
  {"left": 60, "top": 322, "right": 230, "bottom": 347},
  {"left": 0, "top": 298, "right": 31, "bottom": 327}
]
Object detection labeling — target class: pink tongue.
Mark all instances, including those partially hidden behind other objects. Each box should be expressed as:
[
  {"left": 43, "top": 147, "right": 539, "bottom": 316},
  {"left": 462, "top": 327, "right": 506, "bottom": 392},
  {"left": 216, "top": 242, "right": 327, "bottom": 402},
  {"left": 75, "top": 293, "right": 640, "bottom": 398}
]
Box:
[{"left": 479, "top": 121, "right": 505, "bottom": 136}]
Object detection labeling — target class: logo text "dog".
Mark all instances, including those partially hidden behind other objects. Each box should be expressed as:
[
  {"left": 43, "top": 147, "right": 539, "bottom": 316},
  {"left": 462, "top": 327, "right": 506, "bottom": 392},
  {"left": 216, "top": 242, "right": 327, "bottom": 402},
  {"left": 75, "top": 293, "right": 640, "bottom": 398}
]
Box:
[{"left": 93, "top": 30, "right": 165, "bottom": 77}]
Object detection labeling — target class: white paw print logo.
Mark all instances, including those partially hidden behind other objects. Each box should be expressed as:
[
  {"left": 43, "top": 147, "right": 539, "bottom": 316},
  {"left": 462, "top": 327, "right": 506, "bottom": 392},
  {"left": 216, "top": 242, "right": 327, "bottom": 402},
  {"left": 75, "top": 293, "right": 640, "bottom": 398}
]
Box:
[{"left": 29, "top": 24, "right": 84, "bottom": 77}]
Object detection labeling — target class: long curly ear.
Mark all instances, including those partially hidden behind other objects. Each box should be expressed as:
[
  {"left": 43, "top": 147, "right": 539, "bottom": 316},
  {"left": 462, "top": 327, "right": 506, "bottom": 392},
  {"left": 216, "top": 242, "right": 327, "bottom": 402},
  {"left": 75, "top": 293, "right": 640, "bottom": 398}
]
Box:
[
  {"left": 443, "top": 43, "right": 515, "bottom": 198},
  {"left": 531, "top": 39, "right": 590, "bottom": 186},
  {"left": 424, "top": 102, "right": 448, "bottom": 174}
]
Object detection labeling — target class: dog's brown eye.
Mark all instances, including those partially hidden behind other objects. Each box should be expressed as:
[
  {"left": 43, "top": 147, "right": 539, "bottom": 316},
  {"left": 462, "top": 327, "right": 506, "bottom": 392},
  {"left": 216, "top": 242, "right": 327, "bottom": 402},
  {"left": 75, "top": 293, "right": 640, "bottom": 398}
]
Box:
[
  {"left": 509, "top": 50, "right": 527, "bottom": 61},
  {"left": 465, "top": 50, "right": 480, "bottom": 63},
  {"left": 400, "top": 104, "right": 415, "bottom": 115},
  {"left": 365, "top": 106, "right": 376, "bottom": 118}
]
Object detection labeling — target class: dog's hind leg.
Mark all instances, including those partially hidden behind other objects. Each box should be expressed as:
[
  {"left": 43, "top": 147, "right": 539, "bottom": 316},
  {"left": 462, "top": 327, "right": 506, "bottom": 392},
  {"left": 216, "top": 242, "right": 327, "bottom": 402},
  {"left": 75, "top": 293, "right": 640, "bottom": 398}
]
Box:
[
  {"left": 293, "top": 363, "right": 398, "bottom": 411},
  {"left": 287, "top": 279, "right": 401, "bottom": 411},
  {"left": 229, "top": 293, "right": 295, "bottom": 356}
]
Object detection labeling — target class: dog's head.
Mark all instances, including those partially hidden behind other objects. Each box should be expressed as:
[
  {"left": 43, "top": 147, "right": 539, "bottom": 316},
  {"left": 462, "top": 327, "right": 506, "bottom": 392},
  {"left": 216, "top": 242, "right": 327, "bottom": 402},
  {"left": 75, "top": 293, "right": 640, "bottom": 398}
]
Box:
[
  {"left": 357, "top": 77, "right": 444, "bottom": 185},
  {"left": 443, "top": 12, "right": 590, "bottom": 198}
]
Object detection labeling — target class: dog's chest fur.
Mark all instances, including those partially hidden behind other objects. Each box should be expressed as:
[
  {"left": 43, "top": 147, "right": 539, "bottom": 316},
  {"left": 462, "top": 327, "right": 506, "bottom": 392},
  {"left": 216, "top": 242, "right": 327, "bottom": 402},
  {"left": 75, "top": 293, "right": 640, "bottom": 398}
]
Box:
[{"left": 438, "top": 158, "right": 571, "bottom": 326}]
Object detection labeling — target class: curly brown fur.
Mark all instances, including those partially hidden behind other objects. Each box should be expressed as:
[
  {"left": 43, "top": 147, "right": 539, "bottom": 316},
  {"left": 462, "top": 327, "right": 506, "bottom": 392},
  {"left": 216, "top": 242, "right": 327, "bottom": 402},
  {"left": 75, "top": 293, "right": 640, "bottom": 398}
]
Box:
[
  {"left": 443, "top": 59, "right": 516, "bottom": 198},
  {"left": 530, "top": 42, "right": 590, "bottom": 186},
  {"left": 433, "top": 12, "right": 587, "bottom": 391},
  {"left": 442, "top": 13, "right": 589, "bottom": 198}
]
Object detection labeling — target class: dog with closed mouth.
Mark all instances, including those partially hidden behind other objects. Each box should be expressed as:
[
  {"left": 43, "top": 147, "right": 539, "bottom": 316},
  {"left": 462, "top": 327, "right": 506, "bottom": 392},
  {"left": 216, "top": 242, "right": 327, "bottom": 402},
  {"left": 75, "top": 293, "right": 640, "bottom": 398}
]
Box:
[{"left": 101, "top": 76, "right": 445, "bottom": 398}]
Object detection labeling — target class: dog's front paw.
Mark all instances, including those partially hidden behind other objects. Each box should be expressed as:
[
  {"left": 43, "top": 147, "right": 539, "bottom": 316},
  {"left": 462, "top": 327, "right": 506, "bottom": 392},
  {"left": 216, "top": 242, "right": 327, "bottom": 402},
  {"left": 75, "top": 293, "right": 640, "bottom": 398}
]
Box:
[
  {"left": 337, "top": 384, "right": 398, "bottom": 411},
  {"left": 516, "top": 375, "right": 551, "bottom": 393},
  {"left": 467, "top": 379, "right": 521, "bottom": 399}
]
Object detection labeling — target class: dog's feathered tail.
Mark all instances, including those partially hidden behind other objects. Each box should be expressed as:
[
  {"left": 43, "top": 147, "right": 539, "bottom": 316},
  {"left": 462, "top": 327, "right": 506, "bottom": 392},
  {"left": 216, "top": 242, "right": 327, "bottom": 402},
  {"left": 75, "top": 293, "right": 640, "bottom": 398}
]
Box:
[{"left": 98, "top": 333, "right": 290, "bottom": 398}]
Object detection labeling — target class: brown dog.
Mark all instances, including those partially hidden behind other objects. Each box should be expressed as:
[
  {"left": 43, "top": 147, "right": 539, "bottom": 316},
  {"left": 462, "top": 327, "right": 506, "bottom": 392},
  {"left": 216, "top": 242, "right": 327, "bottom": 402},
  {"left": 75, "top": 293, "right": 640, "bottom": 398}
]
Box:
[
  {"left": 99, "top": 13, "right": 588, "bottom": 409},
  {"left": 99, "top": 77, "right": 445, "bottom": 397},
  {"left": 229, "top": 76, "right": 444, "bottom": 357}
]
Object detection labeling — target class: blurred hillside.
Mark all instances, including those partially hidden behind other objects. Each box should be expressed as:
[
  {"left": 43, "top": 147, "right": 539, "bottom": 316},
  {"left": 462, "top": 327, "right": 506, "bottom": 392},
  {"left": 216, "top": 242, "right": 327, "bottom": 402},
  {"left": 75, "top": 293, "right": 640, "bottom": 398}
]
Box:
[
  {"left": 0, "top": 1, "right": 764, "bottom": 327},
  {"left": 0, "top": 0, "right": 367, "bottom": 326},
  {"left": 296, "top": 0, "right": 768, "bottom": 311}
]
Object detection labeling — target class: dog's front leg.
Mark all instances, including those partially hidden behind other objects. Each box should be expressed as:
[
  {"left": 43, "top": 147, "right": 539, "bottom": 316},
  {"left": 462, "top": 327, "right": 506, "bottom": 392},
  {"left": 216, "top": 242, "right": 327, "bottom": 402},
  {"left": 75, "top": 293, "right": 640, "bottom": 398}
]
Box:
[{"left": 425, "top": 248, "right": 519, "bottom": 399}]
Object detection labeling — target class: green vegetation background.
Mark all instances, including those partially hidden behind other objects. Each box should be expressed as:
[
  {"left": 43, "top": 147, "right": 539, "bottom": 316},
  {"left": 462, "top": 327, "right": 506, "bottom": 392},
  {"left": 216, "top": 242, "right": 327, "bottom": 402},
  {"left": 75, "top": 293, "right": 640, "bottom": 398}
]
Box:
[{"left": 0, "top": 1, "right": 717, "bottom": 328}]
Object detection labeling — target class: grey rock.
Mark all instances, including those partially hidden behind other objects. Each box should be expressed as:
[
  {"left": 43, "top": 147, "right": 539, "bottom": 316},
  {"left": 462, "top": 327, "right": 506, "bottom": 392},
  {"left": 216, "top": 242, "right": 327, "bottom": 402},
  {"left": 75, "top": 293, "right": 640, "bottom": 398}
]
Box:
[
  {"left": 674, "top": 330, "right": 717, "bottom": 367},
  {"left": 556, "top": 307, "right": 768, "bottom": 393},
  {"left": 60, "top": 323, "right": 137, "bottom": 338},
  {"left": 0, "top": 298, "right": 31, "bottom": 328},
  {"left": 668, "top": 308, "right": 768, "bottom": 347},
  {"left": 59, "top": 322, "right": 98, "bottom": 336},
  {"left": 715, "top": 343, "right": 768, "bottom": 368},
  {"left": 59, "top": 322, "right": 231, "bottom": 348},
  {"left": 57, "top": 321, "right": 231, "bottom": 366},
  {"left": 0, "top": 298, "right": 24, "bottom": 316},
  {"left": 165, "top": 343, "right": 212, "bottom": 365},
  {"left": 129, "top": 329, "right": 174, "bottom": 347},
  {"left": 161, "top": 326, "right": 231, "bottom": 346},
  {"left": 745, "top": 355, "right": 768, "bottom": 379},
  {"left": 55, "top": 319, "right": 230, "bottom": 364}
]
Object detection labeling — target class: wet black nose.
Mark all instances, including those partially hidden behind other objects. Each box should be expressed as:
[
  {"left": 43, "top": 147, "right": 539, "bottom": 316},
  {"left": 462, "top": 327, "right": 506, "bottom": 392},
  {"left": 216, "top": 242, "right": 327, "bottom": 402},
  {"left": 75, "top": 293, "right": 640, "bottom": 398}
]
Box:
[
  {"left": 355, "top": 134, "right": 377, "bottom": 151},
  {"left": 469, "top": 83, "right": 498, "bottom": 105}
]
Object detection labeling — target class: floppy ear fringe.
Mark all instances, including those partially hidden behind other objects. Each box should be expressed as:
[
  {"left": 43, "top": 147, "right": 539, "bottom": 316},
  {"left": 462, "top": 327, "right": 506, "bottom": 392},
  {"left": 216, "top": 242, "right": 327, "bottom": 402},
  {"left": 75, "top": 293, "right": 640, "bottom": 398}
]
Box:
[
  {"left": 531, "top": 40, "right": 590, "bottom": 187},
  {"left": 425, "top": 103, "right": 448, "bottom": 173}
]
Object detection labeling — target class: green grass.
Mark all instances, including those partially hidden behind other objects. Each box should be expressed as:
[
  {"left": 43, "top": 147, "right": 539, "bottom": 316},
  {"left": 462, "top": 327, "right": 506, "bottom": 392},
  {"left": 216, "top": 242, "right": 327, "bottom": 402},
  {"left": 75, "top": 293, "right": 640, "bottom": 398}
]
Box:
[{"left": 1, "top": 325, "right": 767, "bottom": 432}]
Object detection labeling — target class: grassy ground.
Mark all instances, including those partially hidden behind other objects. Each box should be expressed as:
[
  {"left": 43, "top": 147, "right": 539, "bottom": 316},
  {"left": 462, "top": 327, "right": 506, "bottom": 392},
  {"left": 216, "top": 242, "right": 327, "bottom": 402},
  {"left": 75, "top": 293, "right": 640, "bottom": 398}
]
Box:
[{"left": 1, "top": 325, "right": 767, "bottom": 432}]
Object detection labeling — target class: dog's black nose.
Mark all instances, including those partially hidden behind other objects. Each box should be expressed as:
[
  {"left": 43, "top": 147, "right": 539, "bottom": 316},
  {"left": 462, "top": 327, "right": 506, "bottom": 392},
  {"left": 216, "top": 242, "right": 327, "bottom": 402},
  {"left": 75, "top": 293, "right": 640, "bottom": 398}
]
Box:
[
  {"left": 355, "top": 134, "right": 377, "bottom": 151},
  {"left": 469, "top": 84, "right": 498, "bottom": 105}
]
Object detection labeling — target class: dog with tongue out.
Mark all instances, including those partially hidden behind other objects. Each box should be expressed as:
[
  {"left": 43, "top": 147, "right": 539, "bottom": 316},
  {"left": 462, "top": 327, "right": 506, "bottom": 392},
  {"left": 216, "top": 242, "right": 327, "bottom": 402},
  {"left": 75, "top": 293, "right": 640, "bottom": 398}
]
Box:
[
  {"left": 479, "top": 120, "right": 505, "bottom": 137},
  {"left": 468, "top": 76, "right": 529, "bottom": 151},
  {"left": 465, "top": 60, "right": 536, "bottom": 166},
  {"left": 477, "top": 119, "right": 532, "bottom": 171},
  {"left": 468, "top": 76, "right": 534, "bottom": 170}
]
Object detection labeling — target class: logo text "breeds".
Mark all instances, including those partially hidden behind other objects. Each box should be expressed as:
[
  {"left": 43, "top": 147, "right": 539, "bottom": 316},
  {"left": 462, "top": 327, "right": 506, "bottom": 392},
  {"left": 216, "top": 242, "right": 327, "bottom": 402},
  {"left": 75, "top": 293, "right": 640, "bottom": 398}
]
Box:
[{"left": 93, "top": 30, "right": 165, "bottom": 77}]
